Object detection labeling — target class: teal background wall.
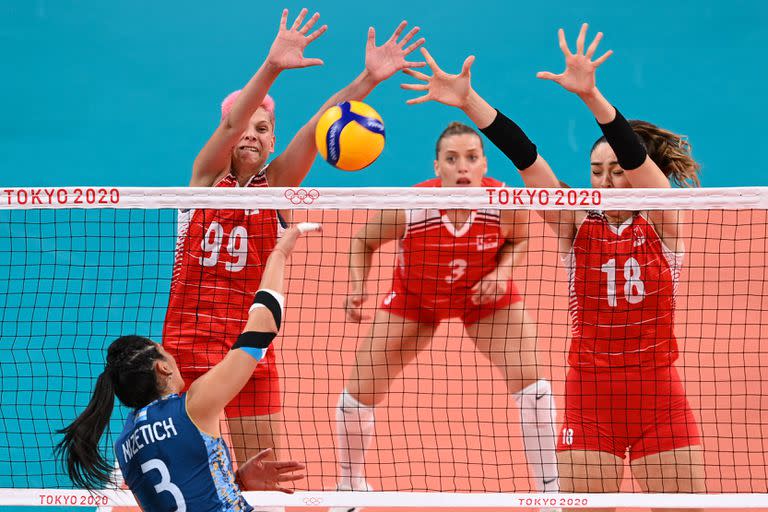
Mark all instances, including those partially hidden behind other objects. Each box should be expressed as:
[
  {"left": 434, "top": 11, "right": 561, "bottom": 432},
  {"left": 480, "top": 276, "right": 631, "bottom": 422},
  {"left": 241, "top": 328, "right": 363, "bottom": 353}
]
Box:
[{"left": 2, "top": 1, "right": 766, "bottom": 189}]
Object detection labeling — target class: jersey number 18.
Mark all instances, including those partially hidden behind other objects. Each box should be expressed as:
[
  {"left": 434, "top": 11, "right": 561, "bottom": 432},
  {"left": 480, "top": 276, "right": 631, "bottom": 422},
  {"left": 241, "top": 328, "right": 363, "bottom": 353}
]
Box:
[{"left": 600, "top": 257, "right": 645, "bottom": 307}]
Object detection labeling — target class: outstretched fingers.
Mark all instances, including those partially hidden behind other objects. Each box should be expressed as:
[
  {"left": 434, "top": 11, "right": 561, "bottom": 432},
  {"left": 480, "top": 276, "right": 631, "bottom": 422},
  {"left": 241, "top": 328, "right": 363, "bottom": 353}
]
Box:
[
  {"left": 251, "top": 448, "right": 272, "bottom": 462},
  {"left": 557, "top": 28, "right": 572, "bottom": 57},
  {"left": 273, "top": 460, "right": 306, "bottom": 472},
  {"left": 461, "top": 55, "right": 475, "bottom": 75},
  {"left": 402, "top": 68, "right": 430, "bottom": 81},
  {"left": 291, "top": 7, "right": 308, "bottom": 31},
  {"left": 575, "top": 22, "right": 588, "bottom": 54},
  {"left": 400, "top": 82, "right": 429, "bottom": 91},
  {"left": 406, "top": 93, "right": 432, "bottom": 105},
  {"left": 298, "top": 56, "right": 324, "bottom": 67},
  {"left": 299, "top": 11, "right": 320, "bottom": 35},
  {"left": 305, "top": 23, "right": 328, "bottom": 44},
  {"left": 536, "top": 71, "right": 562, "bottom": 82},
  {"left": 389, "top": 20, "right": 408, "bottom": 42},
  {"left": 585, "top": 30, "right": 603, "bottom": 58},
  {"left": 399, "top": 26, "right": 420, "bottom": 48},
  {"left": 593, "top": 49, "right": 613, "bottom": 66},
  {"left": 420, "top": 47, "right": 443, "bottom": 74},
  {"left": 403, "top": 36, "right": 426, "bottom": 55}
]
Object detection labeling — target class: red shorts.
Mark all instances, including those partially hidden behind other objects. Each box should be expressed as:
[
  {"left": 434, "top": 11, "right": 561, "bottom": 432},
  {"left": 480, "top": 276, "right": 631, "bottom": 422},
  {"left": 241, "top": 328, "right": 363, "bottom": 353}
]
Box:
[
  {"left": 380, "top": 278, "right": 523, "bottom": 326},
  {"left": 557, "top": 366, "right": 700, "bottom": 460},
  {"left": 179, "top": 346, "right": 281, "bottom": 418}
]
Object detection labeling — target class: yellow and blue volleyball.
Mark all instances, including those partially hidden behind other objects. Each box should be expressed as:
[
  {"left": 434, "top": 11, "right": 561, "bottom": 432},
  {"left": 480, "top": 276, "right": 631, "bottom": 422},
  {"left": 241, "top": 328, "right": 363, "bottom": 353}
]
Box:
[{"left": 315, "top": 101, "right": 385, "bottom": 171}]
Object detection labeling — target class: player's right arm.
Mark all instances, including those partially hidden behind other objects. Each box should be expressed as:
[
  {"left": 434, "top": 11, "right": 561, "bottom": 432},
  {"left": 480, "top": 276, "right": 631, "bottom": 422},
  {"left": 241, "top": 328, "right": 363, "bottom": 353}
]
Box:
[
  {"left": 186, "top": 224, "right": 321, "bottom": 434},
  {"left": 536, "top": 24, "right": 688, "bottom": 248},
  {"left": 344, "top": 209, "right": 406, "bottom": 323},
  {"left": 190, "top": 9, "right": 327, "bottom": 187},
  {"left": 401, "top": 48, "right": 576, "bottom": 242}
]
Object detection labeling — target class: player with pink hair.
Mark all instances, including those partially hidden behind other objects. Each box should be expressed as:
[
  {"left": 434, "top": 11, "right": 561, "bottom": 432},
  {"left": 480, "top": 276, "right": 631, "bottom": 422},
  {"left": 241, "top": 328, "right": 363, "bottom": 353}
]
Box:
[{"left": 162, "top": 11, "right": 425, "bottom": 510}]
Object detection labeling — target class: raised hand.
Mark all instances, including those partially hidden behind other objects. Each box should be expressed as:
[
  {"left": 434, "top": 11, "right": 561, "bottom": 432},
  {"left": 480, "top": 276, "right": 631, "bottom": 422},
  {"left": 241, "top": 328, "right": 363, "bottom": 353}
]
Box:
[
  {"left": 401, "top": 48, "right": 475, "bottom": 108},
  {"left": 536, "top": 23, "right": 613, "bottom": 96},
  {"left": 365, "top": 20, "right": 426, "bottom": 83},
  {"left": 237, "top": 448, "right": 306, "bottom": 493},
  {"left": 266, "top": 8, "right": 328, "bottom": 70},
  {"left": 274, "top": 223, "right": 322, "bottom": 257}
]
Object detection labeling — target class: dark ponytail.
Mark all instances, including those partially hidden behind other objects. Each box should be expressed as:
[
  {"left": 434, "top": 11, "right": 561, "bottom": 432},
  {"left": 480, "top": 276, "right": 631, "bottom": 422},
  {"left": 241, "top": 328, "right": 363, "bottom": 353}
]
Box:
[
  {"left": 55, "top": 335, "right": 164, "bottom": 489},
  {"left": 55, "top": 372, "right": 116, "bottom": 489}
]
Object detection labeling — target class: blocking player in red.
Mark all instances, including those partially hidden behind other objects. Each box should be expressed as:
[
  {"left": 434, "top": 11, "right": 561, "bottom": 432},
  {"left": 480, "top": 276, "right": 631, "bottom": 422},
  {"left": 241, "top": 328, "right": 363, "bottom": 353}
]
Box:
[
  {"left": 162, "top": 7, "right": 426, "bottom": 486},
  {"left": 333, "top": 122, "right": 560, "bottom": 511},
  {"left": 402, "top": 24, "right": 704, "bottom": 501}
]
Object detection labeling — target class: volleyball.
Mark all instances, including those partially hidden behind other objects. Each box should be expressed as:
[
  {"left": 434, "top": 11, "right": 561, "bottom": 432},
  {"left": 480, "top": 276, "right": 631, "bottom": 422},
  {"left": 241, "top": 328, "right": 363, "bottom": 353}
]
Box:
[{"left": 315, "top": 100, "right": 385, "bottom": 171}]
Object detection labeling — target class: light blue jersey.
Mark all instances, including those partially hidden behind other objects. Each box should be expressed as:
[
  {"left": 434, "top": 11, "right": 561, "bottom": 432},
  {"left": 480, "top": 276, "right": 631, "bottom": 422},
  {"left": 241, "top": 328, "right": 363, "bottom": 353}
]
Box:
[{"left": 115, "top": 393, "right": 252, "bottom": 512}]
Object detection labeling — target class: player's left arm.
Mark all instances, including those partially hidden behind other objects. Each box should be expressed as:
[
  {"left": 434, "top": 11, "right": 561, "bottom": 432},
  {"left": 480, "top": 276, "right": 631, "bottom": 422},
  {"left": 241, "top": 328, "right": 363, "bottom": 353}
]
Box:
[
  {"left": 186, "top": 224, "right": 321, "bottom": 435},
  {"left": 471, "top": 210, "right": 529, "bottom": 305},
  {"left": 267, "top": 21, "right": 426, "bottom": 187},
  {"left": 537, "top": 23, "right": 684, "bottom": 245}
]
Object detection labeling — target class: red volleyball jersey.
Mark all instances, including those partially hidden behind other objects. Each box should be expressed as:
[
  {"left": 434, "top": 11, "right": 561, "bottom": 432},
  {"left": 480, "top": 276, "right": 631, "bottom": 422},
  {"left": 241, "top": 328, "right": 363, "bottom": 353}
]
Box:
[
  {"left": 565, "top": 211, "right": 683, "bottom": 370},
  {"left": 163, "top": 169, "right": 283, "bottom": 370},
  {"left": 395, "top": 177, "right": 507, "bottom": 309}
]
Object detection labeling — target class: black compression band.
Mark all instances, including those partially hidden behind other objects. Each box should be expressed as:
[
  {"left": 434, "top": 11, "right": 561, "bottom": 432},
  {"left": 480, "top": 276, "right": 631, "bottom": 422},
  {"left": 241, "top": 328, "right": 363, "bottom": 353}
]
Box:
[
  {"left": 479, "top": 109, "right": 538, "bottom": 170},
  {"left": 233, "top": 331, "right": 276, "bottom": 350},
  {"left": 253, "top": 290, "right": 282, "bottom": 329},
  {"left": 597, "top": 108, "right": 647, "bottom": 170}
]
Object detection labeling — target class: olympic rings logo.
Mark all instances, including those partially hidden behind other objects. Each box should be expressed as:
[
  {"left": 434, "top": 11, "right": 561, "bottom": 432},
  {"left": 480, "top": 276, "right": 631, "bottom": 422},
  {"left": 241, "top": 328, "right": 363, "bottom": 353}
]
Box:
[
  {"left": 302, "top": 496, "right": 324, "bottom": 506},
  {"left": 284, "top": 188, "right": 320, "bottom": 205}
]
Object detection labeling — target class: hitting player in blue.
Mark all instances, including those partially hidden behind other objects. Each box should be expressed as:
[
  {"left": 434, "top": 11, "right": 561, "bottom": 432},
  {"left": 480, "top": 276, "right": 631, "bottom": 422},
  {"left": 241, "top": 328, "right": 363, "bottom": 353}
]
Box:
[{"left": 56, "top": 223, "right": 321, "bottom": 511}]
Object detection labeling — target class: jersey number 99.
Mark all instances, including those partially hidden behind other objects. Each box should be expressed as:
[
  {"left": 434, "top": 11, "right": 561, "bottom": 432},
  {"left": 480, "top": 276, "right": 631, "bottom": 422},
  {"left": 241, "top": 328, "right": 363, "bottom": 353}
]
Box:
[{"left": 199, "top": 221, "right": 248, "bottom": 273}]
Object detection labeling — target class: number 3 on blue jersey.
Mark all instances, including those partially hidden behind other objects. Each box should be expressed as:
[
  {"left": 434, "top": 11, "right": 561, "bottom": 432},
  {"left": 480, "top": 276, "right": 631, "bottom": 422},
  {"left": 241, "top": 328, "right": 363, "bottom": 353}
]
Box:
[{"left": 141, "top": 458, "right": 187, "bottom": 511}]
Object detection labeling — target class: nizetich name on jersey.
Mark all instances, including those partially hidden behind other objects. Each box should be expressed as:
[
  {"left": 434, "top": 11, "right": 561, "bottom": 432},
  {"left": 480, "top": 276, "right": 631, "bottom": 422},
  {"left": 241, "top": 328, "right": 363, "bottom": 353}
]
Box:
[{"left": 121, "top": 417, "right": 178, "bottom": 463}]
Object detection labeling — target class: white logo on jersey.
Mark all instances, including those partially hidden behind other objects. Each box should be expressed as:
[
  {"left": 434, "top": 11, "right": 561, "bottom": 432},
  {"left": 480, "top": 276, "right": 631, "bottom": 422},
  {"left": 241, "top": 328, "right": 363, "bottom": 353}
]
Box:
[
  {"left": 383, "top": 291, "right": 396, "bottom": 306},
  {"left": 245, "top": 209, "right": 260, "bottom": 216},
  {"left": 632, "top": 226, "right": 645, "bottom": 247},
  {"left": 476, "top": 234, "right": 499, "bottom": 251}
]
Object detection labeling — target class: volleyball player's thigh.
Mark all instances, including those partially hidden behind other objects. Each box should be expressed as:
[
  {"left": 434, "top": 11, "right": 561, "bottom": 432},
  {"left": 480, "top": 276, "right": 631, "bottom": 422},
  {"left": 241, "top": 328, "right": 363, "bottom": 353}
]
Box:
[
  {"left": 347, "top": 309, "right": 436, "bottom": 404},
  {"left": 228, "top": 412, "right": 283, "bottom": 465},
  {"left": 630, "top": 446, "right": 705, "bottom": 493},
  {"left": 558, "top": 449, "right": 624, "bottom": 494},
  {"left": 465, "top": 302, "right": 539, "bottom": 389}
]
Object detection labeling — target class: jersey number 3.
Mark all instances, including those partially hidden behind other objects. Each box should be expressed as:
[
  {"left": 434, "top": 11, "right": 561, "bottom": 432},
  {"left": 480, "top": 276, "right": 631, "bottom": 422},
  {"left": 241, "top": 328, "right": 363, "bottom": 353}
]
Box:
[
  {"left": 600, "top": 257, "right": 645, "bottom": 307},
  {"left": 141, "top": 459, "right": 187, "bottom": 511},
  {"left": 199, "top": 221, "right": 248, "bottom": 272},
  {"left": 445, "top": 259, "right": 468, "bottom": 284}
]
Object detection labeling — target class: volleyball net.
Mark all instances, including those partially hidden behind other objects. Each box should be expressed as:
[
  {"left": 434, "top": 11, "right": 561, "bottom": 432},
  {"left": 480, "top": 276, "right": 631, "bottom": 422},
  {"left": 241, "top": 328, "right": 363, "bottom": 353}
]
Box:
[{"left": 0, "top": 186, "right": 766, "bottom": 508}]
